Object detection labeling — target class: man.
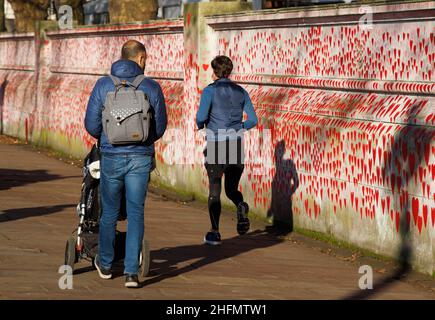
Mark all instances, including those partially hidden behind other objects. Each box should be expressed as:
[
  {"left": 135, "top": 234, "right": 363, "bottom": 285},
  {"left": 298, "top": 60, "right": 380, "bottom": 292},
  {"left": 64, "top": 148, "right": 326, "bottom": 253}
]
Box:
[
  {"left": 196, "top": 55, "right": 258, "bottom": 245},
  {"left": 85, "top": 40, "right": 167, "bottom": 288}
]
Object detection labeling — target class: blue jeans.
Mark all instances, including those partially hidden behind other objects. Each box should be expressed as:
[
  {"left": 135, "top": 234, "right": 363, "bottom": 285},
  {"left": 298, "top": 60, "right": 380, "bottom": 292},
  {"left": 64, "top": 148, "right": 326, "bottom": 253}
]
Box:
[{"left": 98, "top": 153, "right": 152, "bottom": 275}]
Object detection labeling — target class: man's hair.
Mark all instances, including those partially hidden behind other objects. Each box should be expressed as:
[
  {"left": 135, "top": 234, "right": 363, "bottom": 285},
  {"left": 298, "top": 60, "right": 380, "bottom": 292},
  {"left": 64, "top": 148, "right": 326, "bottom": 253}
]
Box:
[
  {"left": 121, "top": 40, "right": 146, "bottom": 60},
  {"left": 211, "top": 55, "right": 233, "bottom": 78}
]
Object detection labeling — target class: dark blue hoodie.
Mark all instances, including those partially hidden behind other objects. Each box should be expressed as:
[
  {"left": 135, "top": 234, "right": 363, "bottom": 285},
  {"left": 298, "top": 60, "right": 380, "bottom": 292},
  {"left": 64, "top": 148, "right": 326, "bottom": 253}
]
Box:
[
  {"left": 196, "top": 78, "right": 258, "bottom": 141},
  {"left": 85, "top": 59, "right": 167, "bottom": 155}
]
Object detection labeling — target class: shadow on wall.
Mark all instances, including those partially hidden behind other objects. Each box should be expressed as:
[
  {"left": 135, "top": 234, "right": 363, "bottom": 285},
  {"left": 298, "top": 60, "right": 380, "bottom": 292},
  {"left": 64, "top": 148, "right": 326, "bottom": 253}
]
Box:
[
  {"left": 0, "top": 77, "right": 9, "bottom": 135},
  {"left": 266, "top": 139, "right": 299, "bottom": 235},
  {"left": 343, "top": 101, "right": 431, "bottom": 300}
]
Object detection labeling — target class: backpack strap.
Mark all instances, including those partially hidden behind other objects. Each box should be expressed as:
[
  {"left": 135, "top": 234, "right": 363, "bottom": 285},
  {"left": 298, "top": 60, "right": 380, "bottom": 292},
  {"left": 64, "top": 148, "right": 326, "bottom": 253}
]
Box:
[
  {"left": 131, "top": 75, "right": 146, "bottom": 89},
  {"left": 109, "top": 75, "right": 122, "bottom": 87}
]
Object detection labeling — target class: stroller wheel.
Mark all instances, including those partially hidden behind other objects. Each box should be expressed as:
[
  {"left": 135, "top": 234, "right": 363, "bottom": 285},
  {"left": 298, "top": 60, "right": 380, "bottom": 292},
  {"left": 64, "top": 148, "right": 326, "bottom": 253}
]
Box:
[
  {"left": 139, "top": 239, "right": 150, "bottom": 279},
  {"left": 65, "top": 237, "right": 78, "bottom": 271}
]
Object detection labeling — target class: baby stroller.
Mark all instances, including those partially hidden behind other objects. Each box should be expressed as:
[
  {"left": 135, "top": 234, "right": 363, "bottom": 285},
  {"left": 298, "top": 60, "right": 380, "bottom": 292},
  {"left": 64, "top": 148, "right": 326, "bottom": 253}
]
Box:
[{"left": 64, "top": 143, "right": 150, "bottom": 278}]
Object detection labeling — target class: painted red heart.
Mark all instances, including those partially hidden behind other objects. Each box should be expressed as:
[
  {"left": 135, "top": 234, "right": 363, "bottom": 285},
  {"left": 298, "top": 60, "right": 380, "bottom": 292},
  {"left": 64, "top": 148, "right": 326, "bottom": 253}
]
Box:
[
  {"left": 187, "top": 13, "right": 191, "bottom": 27},
  {"left": 417, "top": 216, "right": 423, "bottom": 234},
  {"left": 395, "top": 211, "right": 400, "bottom": 233},
  {"left": 423, "top": 205, "right": 428, "bottom": 227},
  {"left": 411, "top": 197, "right": 419, "bottom": 226}
]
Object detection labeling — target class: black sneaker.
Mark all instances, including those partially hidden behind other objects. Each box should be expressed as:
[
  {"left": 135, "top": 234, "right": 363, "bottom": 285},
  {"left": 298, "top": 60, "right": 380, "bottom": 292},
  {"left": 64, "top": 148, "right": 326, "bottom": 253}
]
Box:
[
  {"left": 236, "top": 202, "right": 250, "bottom": 235},
  {"left": 125, "top": 274, "right": 139, "bottom": 288},
  {"left": 94, "top": 255, "right": 112, "bottom": 279},
  {"left": 204, "top": 231, "right": 222, "bottom": 245}
]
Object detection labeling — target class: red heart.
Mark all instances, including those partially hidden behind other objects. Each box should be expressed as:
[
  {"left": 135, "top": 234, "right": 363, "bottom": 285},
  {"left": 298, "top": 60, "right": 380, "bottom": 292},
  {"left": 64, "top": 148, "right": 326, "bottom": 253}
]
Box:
[
  {"left": 424, "top": 144, "right": 430, "bottom": 166},
  {"left": 395, "top": 211, "right": 400, "bottom": 233},
  {"left": 411, "top": 197, "right": 419, "bottom": 226},
  {"left": 418, "top": 216, "right": 423, "bottom": 234},
  {"left": 187, "top": 13, "right": 191, "bottom": 27},
  {"left": 202, "top": 64, "right": 209, "bottom": 71},
  {"left": 423, "top": 205, "right": 428, "bottom": 227},
  {"left": 409, "top": 153, "right": 416, "bottom": 176}
]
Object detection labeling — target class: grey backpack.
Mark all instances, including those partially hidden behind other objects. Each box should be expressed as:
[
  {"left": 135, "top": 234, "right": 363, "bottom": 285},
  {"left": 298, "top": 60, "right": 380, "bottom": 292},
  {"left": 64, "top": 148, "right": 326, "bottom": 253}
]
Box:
[{"left": 102, "top": 75, "right": 151, "bottom": 145}]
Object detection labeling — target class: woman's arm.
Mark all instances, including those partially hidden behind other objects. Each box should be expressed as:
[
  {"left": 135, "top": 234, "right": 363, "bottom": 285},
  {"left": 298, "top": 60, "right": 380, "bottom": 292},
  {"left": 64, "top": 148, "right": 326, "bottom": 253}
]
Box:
[
  {"left": 196, "top": 86, "right": 213, "bottom": 129},
  {"left": 242, "top": 89, "right": 258, "bottom": 130}
]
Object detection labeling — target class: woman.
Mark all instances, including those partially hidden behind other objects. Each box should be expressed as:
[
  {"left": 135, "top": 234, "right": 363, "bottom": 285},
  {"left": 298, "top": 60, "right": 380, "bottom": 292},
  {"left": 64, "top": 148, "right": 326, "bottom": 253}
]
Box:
[{"left": 196, "top": 55, "right": 258, "bottom": 245}]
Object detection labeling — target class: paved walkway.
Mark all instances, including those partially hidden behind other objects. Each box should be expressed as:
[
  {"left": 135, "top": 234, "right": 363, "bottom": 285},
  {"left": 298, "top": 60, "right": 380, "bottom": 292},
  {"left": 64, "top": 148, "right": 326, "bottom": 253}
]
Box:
[{"left": 0, "top": 137, "right": 434, "bottom": 300}]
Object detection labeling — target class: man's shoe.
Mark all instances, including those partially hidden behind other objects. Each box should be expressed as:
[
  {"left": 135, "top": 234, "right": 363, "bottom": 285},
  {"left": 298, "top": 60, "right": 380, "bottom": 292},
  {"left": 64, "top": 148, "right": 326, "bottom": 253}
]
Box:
[
  {"left": 125, "top": 274, "right": 139, "bottom": 288},
  {"left": 237, "top": 202, "right": 250, "bottom": 235},
  {"left": 94, "top": 255, "right": 112, "bottom": 279},
  {"left": 204, "top": 231, "right": 222, "bottom": 245}
]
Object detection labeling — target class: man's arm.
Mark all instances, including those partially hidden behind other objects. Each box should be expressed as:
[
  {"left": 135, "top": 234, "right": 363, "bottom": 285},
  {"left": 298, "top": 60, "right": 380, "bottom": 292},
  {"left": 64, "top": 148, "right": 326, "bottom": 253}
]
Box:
[
  {"left": 242, "top": 89, "right": 258, "bottom": 130},
  {"left": 84, "top": 79, "right": 104, "bottom": 139},
  {"left": 153, "top": 84, "right": 167, "bottom": 140},
  {"left": 196, "top": 87, "right": 213, "bottom": 129}
]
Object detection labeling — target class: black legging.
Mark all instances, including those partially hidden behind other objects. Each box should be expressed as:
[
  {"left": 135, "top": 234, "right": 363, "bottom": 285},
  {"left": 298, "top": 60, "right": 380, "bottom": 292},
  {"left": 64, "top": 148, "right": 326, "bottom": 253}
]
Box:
[{"left": 206, "top": 164, "right": 244, "bottom": 231}]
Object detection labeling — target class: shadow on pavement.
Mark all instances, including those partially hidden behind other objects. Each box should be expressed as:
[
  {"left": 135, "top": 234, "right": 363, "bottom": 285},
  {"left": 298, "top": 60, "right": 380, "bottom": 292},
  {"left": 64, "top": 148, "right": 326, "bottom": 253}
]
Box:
[
  {"left": 342, "top": 264, "right": 411, "bottom": 300},
  {"left": 0, "top": 203, "right": 77, "bottom": 223},
  {"left": 140, "top": 228, "right": 284, "bottom": 288},
  {"left": 0, "top": 168, "right": 79, "bottom": 191}
]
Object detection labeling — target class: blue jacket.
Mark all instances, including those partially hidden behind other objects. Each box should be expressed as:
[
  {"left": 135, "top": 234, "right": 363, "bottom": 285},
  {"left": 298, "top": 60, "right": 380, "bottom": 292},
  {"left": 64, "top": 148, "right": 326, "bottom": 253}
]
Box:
[
  {"left": 85, "top": 59, "right": 167, "bottom": 155},
  {"left": 196, "top": 78, "right": 258, "bottom": 141}
]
